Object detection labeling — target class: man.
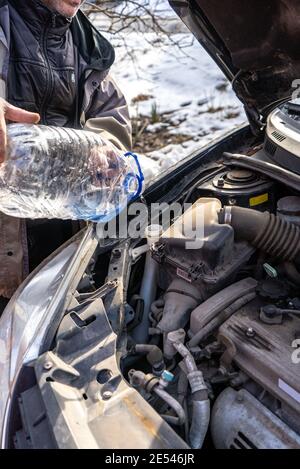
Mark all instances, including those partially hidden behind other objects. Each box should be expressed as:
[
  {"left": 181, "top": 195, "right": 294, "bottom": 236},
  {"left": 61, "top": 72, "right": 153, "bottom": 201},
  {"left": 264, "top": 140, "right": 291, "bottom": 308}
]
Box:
[{"left": 0, "top": 0, "right": 132, "bottom": 301}]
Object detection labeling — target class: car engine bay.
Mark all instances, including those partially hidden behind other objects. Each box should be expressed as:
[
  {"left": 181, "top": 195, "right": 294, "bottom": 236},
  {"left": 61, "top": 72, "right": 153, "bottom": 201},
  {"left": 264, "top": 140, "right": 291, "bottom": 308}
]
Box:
[
  {"left": 120, "top": 100, "right": 300, "bottom": 449},
  {"left": 10, "top": 100, "right": 300, "bottom": 449},
  {"left": 123, "top": 194, "right": 300, "bottom": 449}
]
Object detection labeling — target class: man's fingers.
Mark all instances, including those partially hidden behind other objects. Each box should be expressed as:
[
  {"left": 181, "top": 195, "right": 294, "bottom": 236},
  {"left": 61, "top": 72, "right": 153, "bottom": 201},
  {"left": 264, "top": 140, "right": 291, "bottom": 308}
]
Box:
[
  {"left": 5, "top": 103, "right": 40, "bottom": 124},
  {"left": 0, "top": 99, "right": 40, "bottom": 163},
  {"left": 0, "top": 112, "right": 7, "bottom": 163}
]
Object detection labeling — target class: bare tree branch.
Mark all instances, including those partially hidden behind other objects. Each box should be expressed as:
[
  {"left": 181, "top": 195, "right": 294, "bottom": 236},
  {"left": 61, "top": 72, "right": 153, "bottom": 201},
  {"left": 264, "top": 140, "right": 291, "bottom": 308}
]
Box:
[{"left": 82, "top": 0, "right": 194, "bottom": 61}]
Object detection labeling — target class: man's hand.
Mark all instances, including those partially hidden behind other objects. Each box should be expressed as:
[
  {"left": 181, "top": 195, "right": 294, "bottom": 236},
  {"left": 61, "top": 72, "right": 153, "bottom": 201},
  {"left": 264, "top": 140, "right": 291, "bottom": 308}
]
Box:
[
  {"left": 0, "top": 98, "right": 40, "bottom": 163},
  {"left": 88, "top": 144, "right": 123, "bottom": 183}
]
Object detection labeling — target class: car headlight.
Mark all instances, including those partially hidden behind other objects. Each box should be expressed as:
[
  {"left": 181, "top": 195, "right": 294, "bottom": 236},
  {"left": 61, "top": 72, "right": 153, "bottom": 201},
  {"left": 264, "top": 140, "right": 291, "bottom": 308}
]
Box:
[{"left": 0, "top": 225, "right": 97, "bottom": 447}]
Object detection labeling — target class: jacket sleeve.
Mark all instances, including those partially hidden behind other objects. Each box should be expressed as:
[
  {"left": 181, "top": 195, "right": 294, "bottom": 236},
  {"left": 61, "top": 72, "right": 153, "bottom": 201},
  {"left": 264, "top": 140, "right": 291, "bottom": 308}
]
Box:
[{"left": 83, "top": 73, "right": 132, "bottom": 152}]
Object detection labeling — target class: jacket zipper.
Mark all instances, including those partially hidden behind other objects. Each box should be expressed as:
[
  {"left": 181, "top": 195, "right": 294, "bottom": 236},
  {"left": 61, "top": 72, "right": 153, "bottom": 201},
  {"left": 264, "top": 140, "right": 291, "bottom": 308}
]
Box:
[{"left": 39, "top": 15, "right": 55, "bottom": 124}]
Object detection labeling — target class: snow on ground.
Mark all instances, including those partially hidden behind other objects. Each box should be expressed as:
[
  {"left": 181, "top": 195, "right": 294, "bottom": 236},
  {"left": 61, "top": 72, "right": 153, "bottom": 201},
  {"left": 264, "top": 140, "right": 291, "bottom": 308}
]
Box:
[{"left": 93, "top": 4, "right": 246, "bottom": 182}]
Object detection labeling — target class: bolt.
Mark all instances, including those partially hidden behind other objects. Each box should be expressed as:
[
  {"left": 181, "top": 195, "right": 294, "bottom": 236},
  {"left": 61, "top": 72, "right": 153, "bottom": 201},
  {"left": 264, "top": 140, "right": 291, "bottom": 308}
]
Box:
[
  {"left": 245, "top": 327, "right": 255, "bottom": 338},
  {"left": 228, "top": 198, "right": 236, "bottom": 206},
  {"left": 217, "top": 177, "right": 225, "bottom": 187},
  {"left": 102, "top": 390, "right": 113, "bottom": 400},
  {"left": 43, "top": 361, "right": 53, "bottom": 371}
]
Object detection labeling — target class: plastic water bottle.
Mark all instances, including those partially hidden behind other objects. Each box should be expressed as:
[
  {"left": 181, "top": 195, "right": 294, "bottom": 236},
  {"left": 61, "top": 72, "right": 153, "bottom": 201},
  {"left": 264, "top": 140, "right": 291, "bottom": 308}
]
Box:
[{"left": 0, "top": 124, "right": 144, "bottom": 221}]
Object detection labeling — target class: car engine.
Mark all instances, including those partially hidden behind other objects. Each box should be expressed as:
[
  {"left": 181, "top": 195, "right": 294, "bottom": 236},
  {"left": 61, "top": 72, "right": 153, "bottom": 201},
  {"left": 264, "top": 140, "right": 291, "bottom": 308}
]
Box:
[
  {"left": 10, "top": 102, "right": 300, "bottom": 450},
  {"left": 121, "top": 109, "right": 300, "bottom": 449}
]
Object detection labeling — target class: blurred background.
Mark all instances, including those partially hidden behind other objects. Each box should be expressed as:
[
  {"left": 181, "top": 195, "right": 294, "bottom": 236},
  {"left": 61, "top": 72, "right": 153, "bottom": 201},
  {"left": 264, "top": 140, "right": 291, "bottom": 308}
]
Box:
[{"left": 83, "top": 1, "right": 246, "bottom": 181}]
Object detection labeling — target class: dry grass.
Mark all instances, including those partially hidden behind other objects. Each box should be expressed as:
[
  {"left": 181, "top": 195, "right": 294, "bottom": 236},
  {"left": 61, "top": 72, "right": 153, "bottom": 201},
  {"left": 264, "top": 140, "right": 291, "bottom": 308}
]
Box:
[{"left": 132, "top": 114, "right": 190, "bottom": 153}]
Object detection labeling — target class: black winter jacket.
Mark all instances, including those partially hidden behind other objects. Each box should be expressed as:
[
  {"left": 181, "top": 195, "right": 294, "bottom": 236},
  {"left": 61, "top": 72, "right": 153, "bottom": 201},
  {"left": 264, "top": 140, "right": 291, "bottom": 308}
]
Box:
[{"left": 0, "top": 0, "right": 132, "bottom": 298}]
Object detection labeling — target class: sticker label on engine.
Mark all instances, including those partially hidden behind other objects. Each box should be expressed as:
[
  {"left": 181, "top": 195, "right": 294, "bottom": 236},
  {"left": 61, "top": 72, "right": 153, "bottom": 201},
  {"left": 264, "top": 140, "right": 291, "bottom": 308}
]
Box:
[
  {"left": 249, "top": 193, "right": 269, "bottom": 207},
  {"left": 176, "top": 268, "right": 192, "bottom": 282},
  {"left": 278, "top": 378, "right": 300, "bottom": 403}
]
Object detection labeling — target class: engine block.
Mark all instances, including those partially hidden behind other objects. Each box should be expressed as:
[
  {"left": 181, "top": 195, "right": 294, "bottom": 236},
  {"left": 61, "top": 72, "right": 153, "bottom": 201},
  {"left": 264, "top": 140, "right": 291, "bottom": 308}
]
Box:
[{"left": 218, "top": 296, "right": 300, "bottom": 416}]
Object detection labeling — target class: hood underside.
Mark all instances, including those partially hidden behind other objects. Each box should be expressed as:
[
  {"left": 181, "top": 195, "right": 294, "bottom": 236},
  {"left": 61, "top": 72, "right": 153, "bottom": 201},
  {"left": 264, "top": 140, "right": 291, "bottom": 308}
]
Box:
[{"left": 169, "top": 0, "right": 300, "bottom": 129}]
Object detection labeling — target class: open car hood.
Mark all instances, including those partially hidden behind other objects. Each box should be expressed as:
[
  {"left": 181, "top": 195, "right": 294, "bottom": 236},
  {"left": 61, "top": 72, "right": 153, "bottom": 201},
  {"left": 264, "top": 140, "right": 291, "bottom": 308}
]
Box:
[{"left": 169, "top": 0, "right": 300, "bottom": 131}]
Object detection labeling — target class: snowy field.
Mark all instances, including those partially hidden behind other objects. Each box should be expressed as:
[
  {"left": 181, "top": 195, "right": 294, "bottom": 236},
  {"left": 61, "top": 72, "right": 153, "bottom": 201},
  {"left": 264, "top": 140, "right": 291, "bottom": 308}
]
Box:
[{"left": 91, "top": 2, "right": 246, "bottom": 182}]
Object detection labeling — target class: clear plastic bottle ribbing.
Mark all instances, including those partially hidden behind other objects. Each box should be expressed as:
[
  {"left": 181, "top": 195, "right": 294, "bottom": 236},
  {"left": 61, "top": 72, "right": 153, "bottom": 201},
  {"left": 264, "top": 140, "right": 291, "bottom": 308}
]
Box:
[{"left": 0, "top": 124, "right": 144, "bottom": 221}]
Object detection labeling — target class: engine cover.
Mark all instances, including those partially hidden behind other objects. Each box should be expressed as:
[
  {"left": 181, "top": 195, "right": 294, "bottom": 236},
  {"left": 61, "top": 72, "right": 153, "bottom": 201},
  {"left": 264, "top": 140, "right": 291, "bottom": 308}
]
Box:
[
  {"left": 218, "top": 296, "right": 300, "bottom": 417},
  {"left": 211, "top": 388, "right": 300, "bottom": 449}
]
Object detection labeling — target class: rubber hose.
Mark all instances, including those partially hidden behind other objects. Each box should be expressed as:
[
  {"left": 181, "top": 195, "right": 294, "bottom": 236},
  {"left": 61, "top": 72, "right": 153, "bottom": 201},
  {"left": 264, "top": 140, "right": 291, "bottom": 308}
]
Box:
[
  {"left": 219, "top": 206, "right": 300, "bottom": 262},
  {"left": 189, "top": 291, "right": 256, "bottom": 347},
  {"left": 134, "top": 344, "right": 164, "bottom": 372},
  {"left": 177, "top": 370, "right": 188, "bottom": 406},
  {"left": 154, "top": 386, "right": 186, "bottom": 426},
  {"left": 189, "top": 400, "right": 210, "bottom": 449},
  {"left": 170, "top": 338, "right": 210, "bottom": 448}
]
